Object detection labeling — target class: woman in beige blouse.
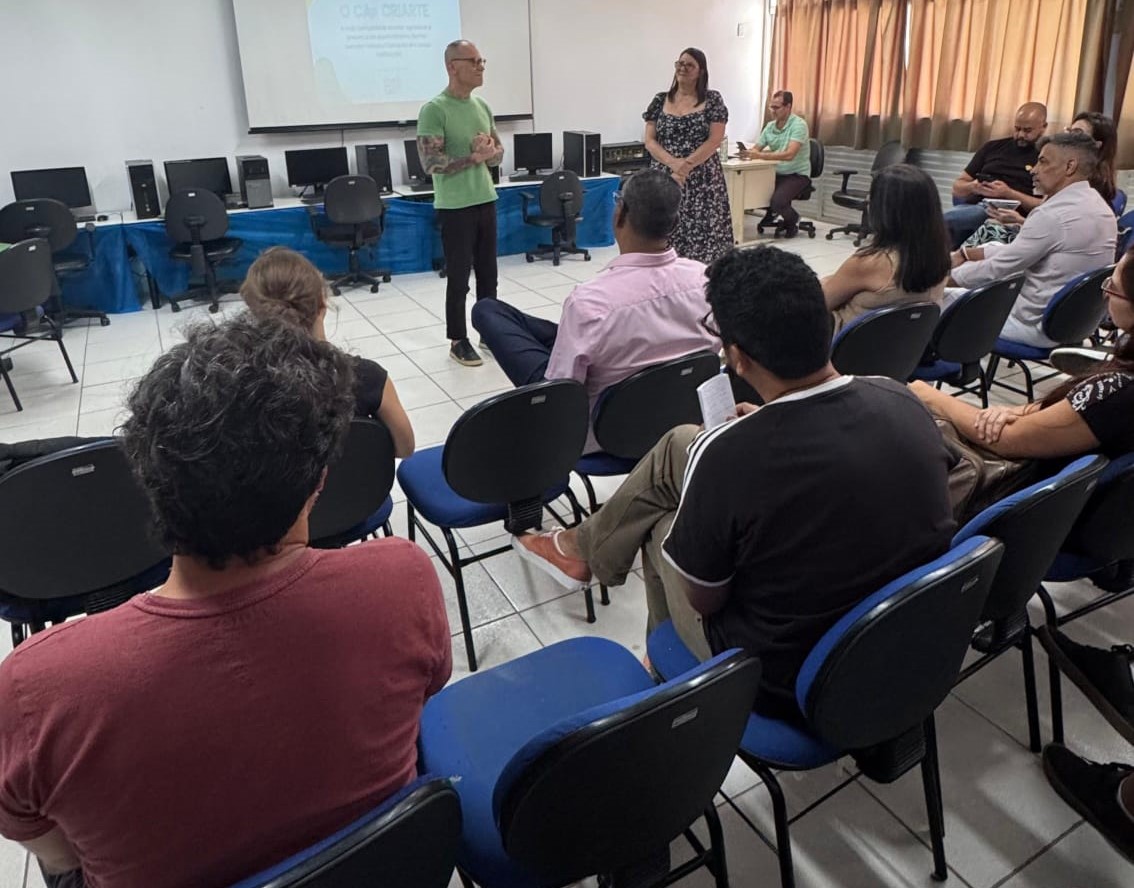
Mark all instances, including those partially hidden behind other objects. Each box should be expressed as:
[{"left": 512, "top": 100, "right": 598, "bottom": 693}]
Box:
[{"left": 823, "top": 164, "right": 952, "bottom": 334}]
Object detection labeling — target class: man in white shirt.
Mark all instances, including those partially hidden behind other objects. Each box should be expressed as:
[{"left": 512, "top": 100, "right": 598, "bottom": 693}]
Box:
[{"left": 949, "top": 131, "right": 1116, "bottom": 347}]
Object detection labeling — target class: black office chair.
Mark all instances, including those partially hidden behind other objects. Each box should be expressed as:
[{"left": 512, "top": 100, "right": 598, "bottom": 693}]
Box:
[
  {"left": 826, "top": 140, "right": 907, "bottom": 245},
  {"left": 229, "top": 776, "right": 462, "bottom": 888},
  {"left": 756, "top": 138, "right": 825, "bottom": 239},
  {"left": 0, "top": 198, "right": 109, "bottom": 327},
  {"left": 911, "top": 274, "right": 1025, "bottom": 407},
  {"left": 396, "top": 381, "right": 590, "bottom": 671},
  {"left": 308, "top": 418, "right": 396, "bottom": 549},
  {"left": 951, "top": 455, "right": 1106, "bottom": 752},
  {"left": 0, "top": 239, "right": 79, "bottom": 413},
  {"left": 0, "top": 439, "right": 172, "bottom": 648},
  {"left": 420, "top": 637, "right": 760, "bottom": 888},
  {"left": 311, "top": 175, "right": 392, "bottom": 296},
  {"left": 164, "top": 188, "right": 244, "bottom": 313},
  {"left": 830, "top": 301, "right": 940, "bottom": 381},
  {"left": 522, "top": 170, "right": 591, "bottom": 266}
]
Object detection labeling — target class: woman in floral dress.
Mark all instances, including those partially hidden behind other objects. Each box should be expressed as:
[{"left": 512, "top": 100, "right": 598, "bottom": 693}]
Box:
[{"left": 642, "top": 47, "right": 734, "bottom": 264}]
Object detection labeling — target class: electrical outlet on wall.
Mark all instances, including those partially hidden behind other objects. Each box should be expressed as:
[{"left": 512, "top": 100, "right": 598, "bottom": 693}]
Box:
[{"left": 737, "top": 20, "right": 753, "bottom": 37}]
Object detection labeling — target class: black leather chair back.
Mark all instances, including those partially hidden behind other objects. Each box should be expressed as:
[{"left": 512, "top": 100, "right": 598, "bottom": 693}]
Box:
[
  {"left": 802, "top": 538, "right": 1002, "bottom": 751},
  {"left": 323, "top": 175, "right": 385, "bottom": 227},
  {"left": 443, "top": 380, "right": 588, "bottom": 505},
  {"left": 497, "top": 653, "right": 760, "bottom": 884},
  {"left": 0, "top": 239, "right": 54, "bottom": 314},
  {"left": 930, "top": 274, "right": 1024, "bottom": 364},
  {"left": 1043, "top": 265, "right": 1113, "bottom": 345},
  {"left": 539, "top": 170, "right": 584, "bottom": 240},
  {"left": 831, "top": 301, "right": 940, "bottom": 381},
  {"left": 233, "top": 777, "right": 462, "bottom": 888},
  {"left": 1061, "top": 454, "right": 1134, "bottom": 564},
  {"left": 592, "top": 352, "right": 720, "bottom": 460},
  {"left": 809, "top": 138, "right": 825, "bottom": 178},
  {"left": 871, "top": 140, "right": 908, "bottom": 173},
  {"left": 0, "top": 440, "right": 171, "bottom": 602},
  {"left": 0, "top": 199, "right": 78, "bottom": 253},
  {"left": 165, "top": 188, "right": 231, "bottom": 243},
  {"left": 308, "top": 418, "right": 395, "bottom": 547}
]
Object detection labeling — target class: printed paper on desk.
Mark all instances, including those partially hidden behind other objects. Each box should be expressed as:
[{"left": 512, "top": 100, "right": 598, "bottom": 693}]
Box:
[{"left": 697, "top": 374, "right": 736, "bottom": 431}]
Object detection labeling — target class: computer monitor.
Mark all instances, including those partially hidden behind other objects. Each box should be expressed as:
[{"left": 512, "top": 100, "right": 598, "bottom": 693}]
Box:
[
  {"left": 403, "top": 140, "right": 427, "bottom": 184},
  {"left": 284, "top": 147, "right": 349, "bottom": 196},
  {"left": 164, "top": 158, "right": 233, "bottom": 199},
  {"left": 513, "top": 133, "right": 554, "bottom": 178},
  {"left": 11, "top": 167, "right": 94, "bottom": 212}
]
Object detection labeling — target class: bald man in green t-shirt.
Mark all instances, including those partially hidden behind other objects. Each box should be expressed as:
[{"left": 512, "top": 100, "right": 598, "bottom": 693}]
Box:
[{"left": 417, "top": 40, "right": 505, "bottom": 367}]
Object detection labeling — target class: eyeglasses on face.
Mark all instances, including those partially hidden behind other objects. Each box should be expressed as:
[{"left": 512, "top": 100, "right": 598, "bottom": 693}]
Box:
[
  {"left": 452, "top": 57, "right": 487, "bottom": 67},
  {"left": 1102, "top": 276, "right": 1129, "bottom": 301},
  {"left": 674, "top": 60, "right": 696, "bottom": 70},
  {"left": 699, "top": 309, "right": 721, "bottom": 338}
]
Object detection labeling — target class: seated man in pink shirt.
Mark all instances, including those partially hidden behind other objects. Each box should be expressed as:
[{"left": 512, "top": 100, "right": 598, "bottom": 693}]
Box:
[
  {"left": 0, "top": 315, "right": 451, "bottom": 888},
  {"left": 472, "top": 168, "right": 720, "bottom": 450}
]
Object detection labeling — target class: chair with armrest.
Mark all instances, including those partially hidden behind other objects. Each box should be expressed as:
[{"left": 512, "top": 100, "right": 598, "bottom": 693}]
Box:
[
  {"left": 164, "top": 188, "right": 244, "bottom": 313},
  {"left": 0, "top": 439, "right": 172, "bottom": 648},
  {"left": 950, "top": 455, "right": 1106, "bottom": 752},
  {"left": 830, "top": 301, "right": 940, "bottom": 381},
  {"left": 0, "top": 198, "right": 109, "bottom": 327},
  {"left": 986, "top": 265, "right": 1113, "bottom": 401},
  {"left": 419, "top": 636, "right": 761, "bottom": 888},
  {"left": 756, "top": 137, "right": 825, "bottom": 239},
  {"left": 825, "top": 140, "right": 907, "bottom": 245},
  {"left": 0, "top": 238, "right": 79, "bottom": 412},
  {"left": 308, "top": 417, "right": 396, "bottom": 549},
  {"left": 648, "top": 536, "right": 1005, "bottom": 888},
  {"left": 396, "top": 380, "right": 589, "bottom": 671},
  {"left": 310, "top": 174, "right": 392, "bottom": 296},
  {"left": 229, "top": 775, "right": 462, "bottom": 888},
  {"left": 911, "top": 273, "right": 1025, "bottom": 406},
  {"left": 522, "top": 170, "right": 591, "bottom": 266},
  {"left": 574, "top": 351, "right": 720, "bottom": 620}
]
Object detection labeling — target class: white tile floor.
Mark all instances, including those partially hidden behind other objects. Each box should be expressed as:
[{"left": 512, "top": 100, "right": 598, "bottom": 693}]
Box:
[{"left": 1, "top": 217, "right": 1130, "bottom": 888}]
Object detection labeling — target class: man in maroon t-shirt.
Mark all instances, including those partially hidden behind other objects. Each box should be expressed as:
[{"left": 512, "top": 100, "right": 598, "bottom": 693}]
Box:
[{"left": 0, "top": 316, "right": 452, "bottom": 888}]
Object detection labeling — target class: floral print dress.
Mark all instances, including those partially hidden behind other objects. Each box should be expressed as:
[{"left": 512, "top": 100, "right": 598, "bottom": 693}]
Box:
[{"left": 643, "top": 89, "right": 734, "bottom": 265}]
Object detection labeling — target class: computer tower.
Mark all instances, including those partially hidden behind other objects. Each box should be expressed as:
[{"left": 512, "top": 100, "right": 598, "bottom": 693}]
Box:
[
  {"left": 236, "top": 155, "right": 273, "bottom": 209},
  {"left": 564, "top": 131, "right": 602, "bottom": 178},
  {"left": 125, "top": 160, "right": 161, "bottom": 219},
  {"left": 355, "top": 144, "right": 393, "bottom": 194}
]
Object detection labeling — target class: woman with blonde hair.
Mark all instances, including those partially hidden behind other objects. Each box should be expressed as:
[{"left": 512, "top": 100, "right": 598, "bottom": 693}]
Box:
[{"left": 241, "top": 247, "right": 415, "bottom": 457}]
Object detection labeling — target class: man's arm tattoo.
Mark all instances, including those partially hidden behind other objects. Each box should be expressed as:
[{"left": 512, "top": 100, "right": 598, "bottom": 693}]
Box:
[
  {"left": 418, "top": 135, "right": 481, "bottom": 175},
  {"left": 486, "top": 130, "right": 505, "bottom": 168}
]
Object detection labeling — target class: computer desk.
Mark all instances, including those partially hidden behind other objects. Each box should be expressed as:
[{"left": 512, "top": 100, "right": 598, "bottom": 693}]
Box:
[{"left": 721, "top": 157, "right": 779, "bottom": 246}]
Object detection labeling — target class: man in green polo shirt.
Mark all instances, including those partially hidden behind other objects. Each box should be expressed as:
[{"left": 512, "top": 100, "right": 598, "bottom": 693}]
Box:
[
  {"left": 417, "top": 40, "right": 504, "bottom": 367},
  {"left": 743, "top": 90, "right": 812, "bottom": 238}
]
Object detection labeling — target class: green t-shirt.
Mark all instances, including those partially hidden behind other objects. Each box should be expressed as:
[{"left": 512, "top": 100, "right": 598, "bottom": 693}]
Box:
[
  {"left": 758, "top": 114, "right": 811, "bottom": 176},
  {"left": 416, "top": 90, "right": 499, "bottom": 210}
]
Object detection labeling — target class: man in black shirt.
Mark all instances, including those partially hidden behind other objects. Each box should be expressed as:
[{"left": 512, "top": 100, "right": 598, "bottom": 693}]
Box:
[
  {"left": 944, "top": 102, "right": 1047, "bottom": 247},
  {"left": 513, "top": 246, "right": 955, "bottom": 719}
]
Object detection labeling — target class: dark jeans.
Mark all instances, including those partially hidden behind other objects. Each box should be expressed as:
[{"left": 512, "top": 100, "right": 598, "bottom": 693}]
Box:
[
  {"left": 770, "top": 173, "right": 811, "bottom": 227},
  {"left": 40, "top": 864, "right": 84, "bottom": 888},
  {"left": 438, "top": 201, "right": 499, "bottom": 341},
  {"left": 943, "top": 202, "right": 989, "bottom": 249},
  {"left": 471, "top": 300, "right": 557, "bottom": 386}
]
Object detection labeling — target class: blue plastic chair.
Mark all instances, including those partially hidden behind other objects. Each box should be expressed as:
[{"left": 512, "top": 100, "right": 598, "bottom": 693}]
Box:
[
  {"left": 987, "top": 265, "right": 1113, "bottom": 400},
  {"left": 830, "top": 301, "right": 940, "bottom": 381},
  {"left": 950, "top": 454, "right": 1106, "bottom": 751},
  {"left": 419, "top": 637, "right": 760, "bottom": 888},
  {"left": 1112, "top": 188, "right": 1127, "bottom": 218},
  {"left": 229, "top": 775, "right": 461, "bottom": 888},
  {"left": 648, "top": 536, "right": 1004, "bottom": 888},
  {"left": 397, "top": 380, "right": 589, "bottom": 672},
  {"left": 308, "top": 418, "right": 396, "bottom": 548}
]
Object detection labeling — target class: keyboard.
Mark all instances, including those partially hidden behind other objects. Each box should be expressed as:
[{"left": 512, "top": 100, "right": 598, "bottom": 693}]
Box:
[
  {"left": 509, "top": 174, "right": 544, "bottom": 182},
  {"left": 408, "top": 182, "right": 433, "bottom": 193}
]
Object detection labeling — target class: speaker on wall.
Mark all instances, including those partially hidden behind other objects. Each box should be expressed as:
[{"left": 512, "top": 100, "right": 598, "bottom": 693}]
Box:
[
  {"left": 564, "top": 130, "right": 602, "bottom": 178},
  {"left": 125, "top": 160, "right": 161, "bottom": 219},
  {"left": 355, "top": 144, "right": 393, "bottom": 194}
]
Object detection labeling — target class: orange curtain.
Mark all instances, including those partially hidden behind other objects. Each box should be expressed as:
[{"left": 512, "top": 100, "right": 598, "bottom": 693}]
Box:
[
  {"left": 901, "top": 0, "right": 1114, "bottom": 150},
  {"left": 1114, "top": 0, "right": 1134, "bottom": 168},
  {"left": 766, "top": 0, "right": 906, "bottom": 149}
]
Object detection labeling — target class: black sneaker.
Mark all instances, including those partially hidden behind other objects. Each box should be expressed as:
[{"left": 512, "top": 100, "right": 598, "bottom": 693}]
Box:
[
  {"left": 449, "top": 339, "right": 483, "bottom": 367},
  {"left": 1042, "top": 744, "right": 1134, "bottom": 862},
  {"left": 1038, "top": 627, "right": 1134, "bottom": 744},
  {"left": 1049, "top": 347, "right": 1112, "bottom": 377}
]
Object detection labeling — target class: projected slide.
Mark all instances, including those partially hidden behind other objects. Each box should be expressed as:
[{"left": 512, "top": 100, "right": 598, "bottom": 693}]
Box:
[{"left": 308, "top": 0, "right": 462, "bottom": 105}]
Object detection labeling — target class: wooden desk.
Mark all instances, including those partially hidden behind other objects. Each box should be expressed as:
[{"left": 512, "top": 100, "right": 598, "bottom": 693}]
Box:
[{"left": 721, "top": 158, "right": 778, "bottom": 245}]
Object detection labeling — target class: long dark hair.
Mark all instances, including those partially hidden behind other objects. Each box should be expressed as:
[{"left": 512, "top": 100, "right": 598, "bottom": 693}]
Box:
[
  {"left": 1071, "top": 111, "right": 1117, "bottom": 205},
  {"left": 667, "top": 47, "right": 709, "bottom": 105},
  {"left": 1041, "top": 246, "right": 1134, "bottom": 407},
  {"left": 857, "top": 164, "right": 951, "bottom": 294}
]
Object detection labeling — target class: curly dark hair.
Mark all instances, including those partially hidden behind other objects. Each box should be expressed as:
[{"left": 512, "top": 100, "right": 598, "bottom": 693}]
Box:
[
  {"left": 706, "top": 246, "right": 832, "bottom": 379},
  {"left": 121, "top": 314, "right": 356, "bottom": 569}
]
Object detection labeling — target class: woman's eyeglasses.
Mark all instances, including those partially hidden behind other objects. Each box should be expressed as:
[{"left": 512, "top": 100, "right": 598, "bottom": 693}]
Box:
[
  {"left": 1102, "top": 276, "right": 1130, "bottom": 301},
  {"left": 674, "top": 60, "right": 696, "bottom": 70}
]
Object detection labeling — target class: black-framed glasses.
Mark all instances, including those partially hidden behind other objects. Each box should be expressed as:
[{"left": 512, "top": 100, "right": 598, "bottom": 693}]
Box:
[
  {"left": 699, "top": 309, "right": 721, "bottom": 338},
  {"left": 452, "top": 57, "right": 487, "bottom": 67},
  {"left": 674, "top": 60, "right": 696, "bottom": 70},
  {"left": 1102, "top": 276, "right": 1130, "bottom": 301}
]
